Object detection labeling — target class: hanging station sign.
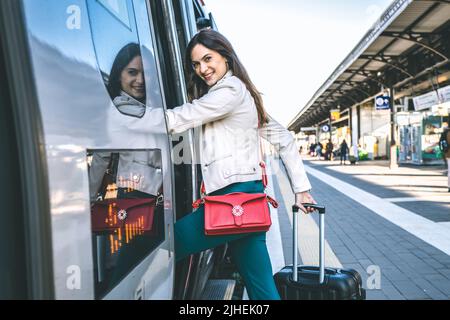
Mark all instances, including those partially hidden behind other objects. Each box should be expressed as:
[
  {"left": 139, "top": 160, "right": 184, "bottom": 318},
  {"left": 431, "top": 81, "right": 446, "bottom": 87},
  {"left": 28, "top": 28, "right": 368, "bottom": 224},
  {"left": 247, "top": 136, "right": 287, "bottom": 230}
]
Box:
[
  {"left": 375, "top": 94, "right": 390, "bottom": 110},
  {"left": 413, "top": 86, "right": 450, "bottom": 114},
  {"left": 330, "top": 109, "right": 340, "bottom": 121},
  {"left": 413, "top": 91, "right": 439, "bottom": 111},
  {"left": 438, "top": 85, "right": 450, "bottom": 102},
  {"left": 321, "top": 124, "right": 330, "bottom": 133}
]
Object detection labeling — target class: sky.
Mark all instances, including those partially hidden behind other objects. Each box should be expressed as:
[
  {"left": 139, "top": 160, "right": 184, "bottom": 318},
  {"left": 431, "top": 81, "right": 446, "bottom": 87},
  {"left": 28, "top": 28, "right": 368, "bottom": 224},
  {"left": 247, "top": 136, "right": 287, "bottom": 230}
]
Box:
[{"left": 206, "top": 0, "right": 393, "bottom": 127}]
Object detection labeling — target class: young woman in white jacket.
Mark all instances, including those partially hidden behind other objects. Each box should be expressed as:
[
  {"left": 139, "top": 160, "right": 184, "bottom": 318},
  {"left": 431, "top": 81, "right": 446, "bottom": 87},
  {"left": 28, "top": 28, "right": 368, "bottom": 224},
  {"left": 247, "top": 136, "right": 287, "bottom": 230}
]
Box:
[{"left": 167, "top": 30, "right": 316, "bottom": 300}]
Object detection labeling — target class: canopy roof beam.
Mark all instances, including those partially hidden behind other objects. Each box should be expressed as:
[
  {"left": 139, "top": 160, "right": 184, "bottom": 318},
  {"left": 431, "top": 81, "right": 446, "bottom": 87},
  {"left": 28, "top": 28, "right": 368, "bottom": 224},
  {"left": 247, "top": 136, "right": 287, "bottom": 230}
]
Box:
[{"left": 382, "top": 31, "right": 448, "bottom": 60}]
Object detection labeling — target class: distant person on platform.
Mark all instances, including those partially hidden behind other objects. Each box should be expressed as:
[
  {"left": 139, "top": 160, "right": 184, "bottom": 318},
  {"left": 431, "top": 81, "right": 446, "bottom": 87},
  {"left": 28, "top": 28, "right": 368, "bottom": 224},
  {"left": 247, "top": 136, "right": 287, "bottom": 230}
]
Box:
[
  {"left": 309, "top": 143, "right": 316, "bottom": 156},
  {"left": 325, "top": 139, "right": 334, "bottom": 161},
  {"left": 315, "top": 143, "right": 322, "bottom": 160},
  {"left": 439, "top": 127, "right": 450, "bottom": 192},
  {"left": 340, "top": 139, "right": 350, "bottom": 165}
]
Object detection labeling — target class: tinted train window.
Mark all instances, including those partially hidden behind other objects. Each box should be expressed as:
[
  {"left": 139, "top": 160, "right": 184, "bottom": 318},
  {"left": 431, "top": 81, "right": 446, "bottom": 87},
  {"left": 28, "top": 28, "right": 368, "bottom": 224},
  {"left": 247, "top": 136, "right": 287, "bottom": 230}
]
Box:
[
  {"left": 88, "top": 0, "right": 164, "bottom": 110},
  {"left": 87, "top": 0, "right": 146, "bottom": 108},
  {"left": 87, "top": 149, "right": 164, "bottom": 298}
]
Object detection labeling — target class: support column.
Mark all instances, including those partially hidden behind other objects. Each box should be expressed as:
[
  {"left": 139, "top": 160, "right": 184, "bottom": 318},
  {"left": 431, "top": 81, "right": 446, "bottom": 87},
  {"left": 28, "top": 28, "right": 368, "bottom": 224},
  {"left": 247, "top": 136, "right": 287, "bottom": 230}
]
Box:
[
  {"left": 389, "top": 87, "right": 398, "bottom": 169},
  {"left": 329, "top": 116, "right": 332, "bottom": 140},
  {"left": 357, "top": 105, "right": 361, "bottom": 142}
]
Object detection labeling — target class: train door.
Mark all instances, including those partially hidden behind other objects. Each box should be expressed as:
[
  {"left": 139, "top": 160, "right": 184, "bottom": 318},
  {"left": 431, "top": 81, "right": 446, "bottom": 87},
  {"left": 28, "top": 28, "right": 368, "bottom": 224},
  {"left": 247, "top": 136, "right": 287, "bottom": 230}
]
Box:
[
  {"left": 148, "top": 0, "right": 200, "bottom": 299},
  {"left": 148, "top": 0, "right": 226, "bottom": 300},
  {"left": 19, "top": 0, "right": 175, "bottom": 299}
]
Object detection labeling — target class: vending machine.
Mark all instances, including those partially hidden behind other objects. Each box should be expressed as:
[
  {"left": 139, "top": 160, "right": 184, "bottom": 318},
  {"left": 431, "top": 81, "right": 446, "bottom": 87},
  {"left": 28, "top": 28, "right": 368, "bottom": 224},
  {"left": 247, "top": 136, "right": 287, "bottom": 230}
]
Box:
[{"left": 397, "top": 112, "right": 444, "bottom": 165}]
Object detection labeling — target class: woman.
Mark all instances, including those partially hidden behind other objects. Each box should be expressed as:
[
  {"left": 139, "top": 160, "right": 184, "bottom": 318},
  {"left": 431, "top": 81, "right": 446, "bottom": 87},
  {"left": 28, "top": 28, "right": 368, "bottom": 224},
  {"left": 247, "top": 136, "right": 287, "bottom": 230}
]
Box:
[
  {"left": 167, "top": 30, "right": 316, "bottom": 300},
  {"left": 107, "top": 43, "right": 146, "bottom": 116}
]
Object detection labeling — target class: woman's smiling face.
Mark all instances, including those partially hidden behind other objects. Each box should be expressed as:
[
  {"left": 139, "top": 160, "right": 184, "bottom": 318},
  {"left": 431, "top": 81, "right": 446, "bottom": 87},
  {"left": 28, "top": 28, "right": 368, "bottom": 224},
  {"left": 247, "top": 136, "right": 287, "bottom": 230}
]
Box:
[
  {"left": 120, "top": 55, "right": 145, "bottom": 100},
  {"left": 191, "top": 44, "right": 228, "bottom": 87}
]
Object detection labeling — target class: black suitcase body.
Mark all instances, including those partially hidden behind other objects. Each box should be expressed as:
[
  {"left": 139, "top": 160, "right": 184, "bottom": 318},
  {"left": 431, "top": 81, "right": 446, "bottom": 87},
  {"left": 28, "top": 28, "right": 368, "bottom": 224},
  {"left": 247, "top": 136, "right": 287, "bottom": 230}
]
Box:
[
  {"left": 274, "top": 204, "right": 366, "bottom": 300},
  {"left": 275, "top": 265, "right": 365, "bottom": 300}
]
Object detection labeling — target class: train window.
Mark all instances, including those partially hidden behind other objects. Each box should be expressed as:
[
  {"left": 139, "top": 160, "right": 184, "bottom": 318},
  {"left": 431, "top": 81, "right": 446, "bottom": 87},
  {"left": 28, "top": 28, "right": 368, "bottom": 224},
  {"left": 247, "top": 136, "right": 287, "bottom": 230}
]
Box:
[
  {"left": 87, "top": 149, "right": 164, "bottom": 299},
  {"left": 87, "top": 0, "right": 164, "bottom": 112},
  {"left": 87, "top": 0, "right": 147, "bottom": 109}
]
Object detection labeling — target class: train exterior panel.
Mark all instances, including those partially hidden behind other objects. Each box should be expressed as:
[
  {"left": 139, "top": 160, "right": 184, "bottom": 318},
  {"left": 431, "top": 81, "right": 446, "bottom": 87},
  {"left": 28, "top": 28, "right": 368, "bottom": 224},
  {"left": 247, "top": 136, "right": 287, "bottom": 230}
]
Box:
[
  {"left": 0, "top": 0, "right": 219, "bottom": 300},
  {"left": 21, "top": 0, "right": 176, "bottom": 299}
]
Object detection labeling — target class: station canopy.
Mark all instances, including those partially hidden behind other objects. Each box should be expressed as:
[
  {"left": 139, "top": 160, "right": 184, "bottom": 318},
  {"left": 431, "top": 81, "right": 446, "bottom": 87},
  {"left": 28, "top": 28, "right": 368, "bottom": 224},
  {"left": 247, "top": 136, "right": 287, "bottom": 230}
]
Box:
[{"left": 288, "top": 0, "right": 450, "bottom": 132}]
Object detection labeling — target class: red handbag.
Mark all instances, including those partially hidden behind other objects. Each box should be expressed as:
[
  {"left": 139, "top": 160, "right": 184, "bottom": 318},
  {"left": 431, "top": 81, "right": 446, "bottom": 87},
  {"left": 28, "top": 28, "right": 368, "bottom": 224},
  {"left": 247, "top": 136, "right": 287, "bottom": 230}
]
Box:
[
  {"left": 192, "top": 161, "right": 279, "bottom": 236},
  {"left": 91, "top": 198, "right": 156, "bottom": 233}
]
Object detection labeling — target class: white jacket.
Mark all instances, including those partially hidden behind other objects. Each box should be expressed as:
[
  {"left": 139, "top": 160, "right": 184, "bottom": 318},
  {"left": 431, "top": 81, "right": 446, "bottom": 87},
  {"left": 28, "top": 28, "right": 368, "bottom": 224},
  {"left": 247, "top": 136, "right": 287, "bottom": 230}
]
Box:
[
  {"left": 166, "top": 71, "right": 311, "bottom": 194},
  {"left": 100, "top": 94, "right": 164, "bottom": 198}
]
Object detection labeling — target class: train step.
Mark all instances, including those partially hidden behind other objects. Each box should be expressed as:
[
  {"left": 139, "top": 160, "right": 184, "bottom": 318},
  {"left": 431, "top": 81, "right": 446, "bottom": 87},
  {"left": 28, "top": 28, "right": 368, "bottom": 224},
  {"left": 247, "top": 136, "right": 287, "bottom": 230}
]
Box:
[{"left": 200, "top": 279, "right": 236, "bottom": 300}]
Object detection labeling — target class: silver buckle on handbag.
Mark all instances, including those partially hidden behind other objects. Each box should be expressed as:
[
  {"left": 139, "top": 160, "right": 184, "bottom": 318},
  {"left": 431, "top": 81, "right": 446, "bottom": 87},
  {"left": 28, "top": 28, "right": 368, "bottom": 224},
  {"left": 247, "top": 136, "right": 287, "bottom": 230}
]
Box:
[
  {"left": 156, "top": 194, "right": 164, "bottom": 206},
  {"left": 232, "top": 205, "right": 244, "bottom": 217},
  {"left": 117, "top": 209, "right": 127, "bottom": 221}
]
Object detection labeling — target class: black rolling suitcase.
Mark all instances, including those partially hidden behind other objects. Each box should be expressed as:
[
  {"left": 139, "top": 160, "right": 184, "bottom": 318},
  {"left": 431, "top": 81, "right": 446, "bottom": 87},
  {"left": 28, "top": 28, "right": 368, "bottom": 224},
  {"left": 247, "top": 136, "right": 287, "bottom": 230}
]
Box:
[{"left": 274, "top": 204, "right": 366, "bottom": 300}]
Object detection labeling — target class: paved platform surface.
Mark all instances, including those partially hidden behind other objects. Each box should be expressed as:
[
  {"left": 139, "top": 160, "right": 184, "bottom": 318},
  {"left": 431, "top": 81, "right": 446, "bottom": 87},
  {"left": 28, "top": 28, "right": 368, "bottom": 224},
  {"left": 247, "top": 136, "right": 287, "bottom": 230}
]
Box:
[{"left": 267, "top": 155, "right": 450, "bottom": 300}]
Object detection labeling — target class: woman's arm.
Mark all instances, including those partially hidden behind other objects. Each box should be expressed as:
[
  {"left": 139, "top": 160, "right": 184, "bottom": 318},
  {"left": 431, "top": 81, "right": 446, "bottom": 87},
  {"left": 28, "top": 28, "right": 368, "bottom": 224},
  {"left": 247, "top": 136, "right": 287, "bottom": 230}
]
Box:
[
  {"left": 165, "top": 77, "right": 242, "bottom": 135},
  {"left": 259, "top": 115, "right": 316, "bottom": 213},
  {"left": 108, "top": 77, "right": 241, "bottom": 135}
]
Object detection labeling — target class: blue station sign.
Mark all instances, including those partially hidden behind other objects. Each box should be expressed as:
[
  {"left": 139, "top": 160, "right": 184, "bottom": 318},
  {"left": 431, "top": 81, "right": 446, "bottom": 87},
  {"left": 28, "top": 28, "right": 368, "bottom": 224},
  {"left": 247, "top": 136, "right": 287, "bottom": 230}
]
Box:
[{"left": 375, "top": 95, "right": 390, "bottom": 110}]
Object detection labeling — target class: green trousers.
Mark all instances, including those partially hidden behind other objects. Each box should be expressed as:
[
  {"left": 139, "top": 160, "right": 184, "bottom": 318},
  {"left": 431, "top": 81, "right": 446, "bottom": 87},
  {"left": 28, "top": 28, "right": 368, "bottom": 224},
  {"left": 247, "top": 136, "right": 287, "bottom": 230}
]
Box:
[{"left": 174, "top": 180, "right": 281, "bottom": 300}]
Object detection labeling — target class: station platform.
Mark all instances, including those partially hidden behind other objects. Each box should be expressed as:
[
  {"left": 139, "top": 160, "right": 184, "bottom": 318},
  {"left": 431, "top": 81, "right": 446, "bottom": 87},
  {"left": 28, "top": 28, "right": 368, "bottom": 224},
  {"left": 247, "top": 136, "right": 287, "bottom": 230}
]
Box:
[{"left": 265, "top": 156, "right": 450, "bottom": 300}]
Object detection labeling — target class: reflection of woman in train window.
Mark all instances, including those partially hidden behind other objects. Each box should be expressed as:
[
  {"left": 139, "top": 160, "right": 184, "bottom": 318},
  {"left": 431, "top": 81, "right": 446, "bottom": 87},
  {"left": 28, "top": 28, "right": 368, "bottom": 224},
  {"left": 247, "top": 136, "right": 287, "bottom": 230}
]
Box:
[
  {"left": 107, "top": 43, "right": 146, "bottom": 117},
  {"left": 105, "top": 42, "right": 162, "bottom": 199}
]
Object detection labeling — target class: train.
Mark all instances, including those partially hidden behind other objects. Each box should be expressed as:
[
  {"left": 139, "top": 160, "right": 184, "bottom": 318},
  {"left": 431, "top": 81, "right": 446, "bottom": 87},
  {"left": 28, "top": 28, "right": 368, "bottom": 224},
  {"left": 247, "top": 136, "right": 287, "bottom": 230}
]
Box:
[{"left": 0, "top": 0, "right": 230, "bottom": 300}]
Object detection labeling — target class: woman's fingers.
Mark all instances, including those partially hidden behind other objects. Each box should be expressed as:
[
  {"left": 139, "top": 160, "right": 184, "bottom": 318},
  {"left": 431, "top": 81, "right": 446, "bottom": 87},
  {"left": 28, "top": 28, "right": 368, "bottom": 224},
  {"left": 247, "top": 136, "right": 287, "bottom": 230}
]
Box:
[
  {"left": 296, "top": 203, "right": 308, "bottom": 214},
  {"left": 306, "top": 205, "right": 315, "bottom": 214},
  {"left": 299, "top": 202, "right": 318, "bottom": 214},
  {"left": 295, "top": 203, "right": 315, "bottom": 214},
  {"left": 295, "top": 192, "right": 318, "bottom": 214}
]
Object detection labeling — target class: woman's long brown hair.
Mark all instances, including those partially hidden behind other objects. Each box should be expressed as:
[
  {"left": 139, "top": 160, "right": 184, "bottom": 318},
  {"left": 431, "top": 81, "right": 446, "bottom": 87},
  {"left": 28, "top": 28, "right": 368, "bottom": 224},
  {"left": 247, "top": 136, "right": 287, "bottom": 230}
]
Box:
[{"left": 184, "top": 29, "right": 268, "bottom": 126}]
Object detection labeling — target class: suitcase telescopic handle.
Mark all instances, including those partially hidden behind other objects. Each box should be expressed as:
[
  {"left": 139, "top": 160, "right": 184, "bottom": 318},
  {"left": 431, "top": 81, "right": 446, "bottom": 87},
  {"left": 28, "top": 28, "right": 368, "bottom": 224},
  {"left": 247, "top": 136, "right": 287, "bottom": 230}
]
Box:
[
  {"left": 293, "top": 203, "right": 325, "bottom": 214},
  {"left": 292, "top": 203, "right": 326, "bottom": 284}
]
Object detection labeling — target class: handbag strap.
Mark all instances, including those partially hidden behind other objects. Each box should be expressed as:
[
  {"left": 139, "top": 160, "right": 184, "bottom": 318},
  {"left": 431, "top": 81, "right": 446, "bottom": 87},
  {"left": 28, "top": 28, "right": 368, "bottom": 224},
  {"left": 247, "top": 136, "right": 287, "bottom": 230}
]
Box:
[
  {"left": 259, "top": 138, "right": 268, "bottom": 188},
  {"left": 199, "top": 137, "right": 267, "bottom": 195},
  {"left": 198, "top": 162, "right": 267, "bottom": 191},
  {"left": 98, "top": 152, "right": 119, "bottom": 199}
]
